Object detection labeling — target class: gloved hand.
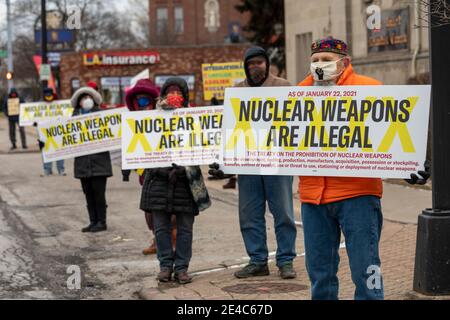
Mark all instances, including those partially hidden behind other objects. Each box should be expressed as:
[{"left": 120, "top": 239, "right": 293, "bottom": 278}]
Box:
[
  {"left": 171, "top": 163, "right": 186, "bottom": 173},
  {"left": 208, "top": 163, "right": 233, "bottom": 180},
  {"left": 122, "top": 170, "right": 131, "bottom": 182},
  {"left": 38, "top": 139, "right": 45, "bottom": 150},
  {"left": 405, "top": 160, "right": 431, "bottom": 185}
]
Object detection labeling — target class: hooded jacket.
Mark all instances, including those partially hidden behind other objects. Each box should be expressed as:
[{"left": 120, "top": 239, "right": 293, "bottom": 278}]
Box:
[
  {"left": 3, "top": 88, "right": 24, "bottom": 121},
  {"left": 298, "top": 64, "right": 383, "bottom": 205},
  {"left": 158, "top": 77, "right": 190, "bottom": 108},
  {"left": 140, "top": 77, "right": 211, "bottom": 215},
  {"left": 71, "top": 86, "right": 113, "bottom": 179},
  {"left": 236, "top": 47, "right": 290, "bottom": 88},
  {"left": 125, "top": 79, "right": 160, "bottom": 111}
]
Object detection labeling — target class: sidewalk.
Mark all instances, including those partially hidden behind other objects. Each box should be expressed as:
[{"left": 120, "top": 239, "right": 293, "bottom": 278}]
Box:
[{"left": 139, "top": 167, "right": 447, "bottom": 300}]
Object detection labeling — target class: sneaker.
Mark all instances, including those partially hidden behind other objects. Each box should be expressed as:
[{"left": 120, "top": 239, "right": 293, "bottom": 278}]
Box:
[
  {"left": 58, "top": 172, "right": 67, "bottom": 176},
  {"left": 10, "top": 145, "right": 17, "bottom": 151},
  {"left": 157, "top": 268, "right": 172, "bottom": 282},
  {"left": 174, "top": 271, "right": 192, "bottom": 284},
  {"left": 90, "top": 222, "right": 107, "bottom": 233},
  {"left": 234, "top": 263, "right": 269, "bottom": 279},
  {"left": 278, "top": 263, "right": 297, "bottom": 279}
]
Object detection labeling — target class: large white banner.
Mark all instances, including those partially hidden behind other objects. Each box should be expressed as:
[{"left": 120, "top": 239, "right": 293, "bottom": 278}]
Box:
[
  {"left": 221, "top": 85, "right": 431, "bottom": 178},
  {"left": 19, "top": 100, "right": 74, "bottom": 126},
  {"left": 122, "top": 106, "right": 223, "bottom": 169},
  {"left": 38, "top": 108, "right": 127, "bottom": 162}
]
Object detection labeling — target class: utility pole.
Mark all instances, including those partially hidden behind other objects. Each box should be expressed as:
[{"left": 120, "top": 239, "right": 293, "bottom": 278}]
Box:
[
  {"left": 413, "top": 0, "right": 450, "bottom": 295},
  {"left": 41, "top": 0, "right": 48, "bottom": 90},
  {"left": 6, "top": 0, "right": 14, "bottom": 91}
]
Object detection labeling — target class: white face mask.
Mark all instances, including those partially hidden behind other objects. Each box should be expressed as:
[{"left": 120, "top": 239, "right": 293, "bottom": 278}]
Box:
[
  {"left": 310, "top": 58, "right": 345, "bottom": 82},
  {"left": 81, "top": 98, "right": 94, "bottom": 111}
]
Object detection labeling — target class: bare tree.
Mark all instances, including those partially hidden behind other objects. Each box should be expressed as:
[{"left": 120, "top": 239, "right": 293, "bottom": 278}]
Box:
[{"left": 400, "top": 0, "right": 450, "bottom": 28}]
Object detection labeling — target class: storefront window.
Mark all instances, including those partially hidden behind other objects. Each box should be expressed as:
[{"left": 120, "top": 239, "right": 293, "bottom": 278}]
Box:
[{"left": 101, "top": 77, "right": 133, "bottom": 107}]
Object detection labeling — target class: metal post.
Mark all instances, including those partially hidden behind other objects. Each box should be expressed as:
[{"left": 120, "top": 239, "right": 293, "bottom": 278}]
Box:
[
  {"left": 413, "top": 0, "right": 450, "bottom": 295},
  {"left": 41, "top": 0, "right": 48, "bottom": 90},
  {"left": 6, "top": 0, "right": 14, "bottom": 91}
]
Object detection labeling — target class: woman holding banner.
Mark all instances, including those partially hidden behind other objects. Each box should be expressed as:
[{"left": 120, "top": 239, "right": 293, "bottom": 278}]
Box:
[
  {"left": 123, "top": 79, "right": 174, "bottom": 255},
  {"left": 71, "top": 86, "right": 113, "bottom": 233},
  {"left": 140, "top": 78, "right": 211, "bottom": 284}
]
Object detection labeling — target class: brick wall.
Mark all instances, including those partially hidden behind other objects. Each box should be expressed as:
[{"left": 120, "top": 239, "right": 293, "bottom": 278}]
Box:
[
  {"left": 59, "top": 44, "right": 249, "bottom": 106},
  {"left": 150, "top": 0, "right": 249, "bottom": 46}
]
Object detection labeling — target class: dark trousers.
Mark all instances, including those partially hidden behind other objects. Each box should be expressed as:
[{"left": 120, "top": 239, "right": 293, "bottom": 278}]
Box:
[
  {"left": 9, "top": 119, "right": 26, "bottom": 147},
  {"left": 80, "top": 177, "right": 108, "bottom": 225}
]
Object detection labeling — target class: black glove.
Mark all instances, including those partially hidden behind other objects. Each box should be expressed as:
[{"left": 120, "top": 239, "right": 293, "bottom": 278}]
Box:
[
  {"left": 171, "top": 163, "right": 186, "bottom": 173},
  {"left": 38, "top": 139, "right": 45, "bottom": 150},
  {"left": 405, "top": 160, "right": 431, "bottom": 185},
  {"left": 122, "top": 170, "right": 131, "bottom": 182},
  {"left": 208, "top": 163, "right": 233, "bottom": 180}
]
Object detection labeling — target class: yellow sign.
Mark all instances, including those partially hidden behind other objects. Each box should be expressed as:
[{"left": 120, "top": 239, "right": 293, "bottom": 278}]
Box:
[
  {"left": 7, "top": 98, "right": 20, "bottom": 116},
  {"left": 202, "top": 62, "right": 245, "bottom": 101}
]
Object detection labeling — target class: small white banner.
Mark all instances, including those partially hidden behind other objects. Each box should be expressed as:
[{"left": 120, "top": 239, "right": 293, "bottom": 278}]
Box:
[
  {"left": 19, "top": 100, "right": 74, "bottom": 126},
  {"left": 38, "top": 108, "right": 127, "bottom": 162},
  {"left": 121, "top": 106, "right": 223, "bottom": 169}
]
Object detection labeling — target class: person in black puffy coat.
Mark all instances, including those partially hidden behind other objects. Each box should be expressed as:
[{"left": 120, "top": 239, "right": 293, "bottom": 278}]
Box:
[
  {"left": 140, "top": 77, "right": 211, "bottom": 284},
  {"left": 71, "top": 86, "right": 113, "bottom": 233}
]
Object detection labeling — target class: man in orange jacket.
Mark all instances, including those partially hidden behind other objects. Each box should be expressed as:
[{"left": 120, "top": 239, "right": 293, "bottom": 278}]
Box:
[{"left": 298, "top": 37, "right": 429, "bottom": 300}]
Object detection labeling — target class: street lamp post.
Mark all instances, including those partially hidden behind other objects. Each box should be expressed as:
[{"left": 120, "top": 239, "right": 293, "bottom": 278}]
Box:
[
  {"left": 41, "top": 0, "right": 48, "bottom": 90},
  {"left": 6, "top": 0, "right": 14, "bottom": 91},
  {"left": 413, "top": 0, "right": 450, "bottom": 295}
]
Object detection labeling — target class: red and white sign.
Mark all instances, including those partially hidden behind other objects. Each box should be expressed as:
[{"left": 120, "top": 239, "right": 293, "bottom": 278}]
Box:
[{"left": 83, "top": 51, "right": 160, "bottom": 67}]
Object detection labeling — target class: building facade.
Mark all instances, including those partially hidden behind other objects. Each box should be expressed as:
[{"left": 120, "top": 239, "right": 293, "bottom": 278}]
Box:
[
  {"left": 58, "top": 0, "right": 250, "bottom": 107},
  {"left": 59, "top": 45, "right": 248, "bottom": 106},
  {"left": 149, "top": 0, "right": 249, "bottom": 46},
  {"left": 285, "top": 0, "right": 430, "bottom": 85}
]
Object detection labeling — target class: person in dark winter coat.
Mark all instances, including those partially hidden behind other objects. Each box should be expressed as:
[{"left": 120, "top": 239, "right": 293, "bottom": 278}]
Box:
[
  {"left": 209, "top": 47, "right": 297, "bottom": 280},
  {"left": 2, "top": 88, "right": 27, "bottom": 150},
  {"left": 123, "top": 78, "right": 169, "bottom": 255},
  {"left": 71, "top": 86, "right": 113, "bottom": 233},
  {"left": 140, "top": 77, "right": 211, "bottom": 284}
]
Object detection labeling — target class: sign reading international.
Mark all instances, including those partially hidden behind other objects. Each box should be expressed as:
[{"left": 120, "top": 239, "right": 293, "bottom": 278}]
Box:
[
  {"left": 202, "top": 62, "right": 245, "bottom": 101},
  {"left": 221, "top": 85, "right": 431, "bottom": 178},
  {"left": 368, "top": 8, "right": 409, "bottom": 53}
]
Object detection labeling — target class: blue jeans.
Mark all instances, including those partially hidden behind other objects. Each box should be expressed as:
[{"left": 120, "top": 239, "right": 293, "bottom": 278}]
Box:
[
  {"left": 238, "top": 175, "right": 297, "bottom": 267},
  {"left": 302, "top": 195, "right": 384, "bottom": 300},
  {"left": 43, "top": 160, "right": 65, "bottom": 175},
  {"left": 153, "top": 212, "right": 194, "bottom": 273}
]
